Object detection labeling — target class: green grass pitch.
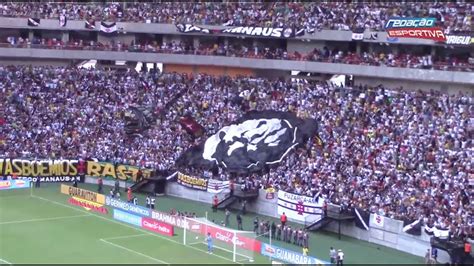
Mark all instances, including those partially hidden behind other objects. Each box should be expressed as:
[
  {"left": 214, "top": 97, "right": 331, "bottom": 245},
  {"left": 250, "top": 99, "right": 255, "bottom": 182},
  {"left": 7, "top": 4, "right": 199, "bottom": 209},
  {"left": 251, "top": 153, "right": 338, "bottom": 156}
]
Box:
[{"left": 0, "top": 182, "right": 424, "bottom": 264}]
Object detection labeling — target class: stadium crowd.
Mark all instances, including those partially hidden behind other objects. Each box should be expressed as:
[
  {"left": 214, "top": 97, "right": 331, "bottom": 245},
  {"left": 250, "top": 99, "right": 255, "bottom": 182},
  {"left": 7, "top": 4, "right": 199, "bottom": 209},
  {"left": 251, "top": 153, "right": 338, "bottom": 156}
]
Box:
[
  {"left": 0, "top": 2, "right": 471, "bottom": 32},
  {"left": 1, "top": 66, "right": 473, "bottom": 238},
  {"left": 3, "top": 37, "right": 473, "bottom": 72}
]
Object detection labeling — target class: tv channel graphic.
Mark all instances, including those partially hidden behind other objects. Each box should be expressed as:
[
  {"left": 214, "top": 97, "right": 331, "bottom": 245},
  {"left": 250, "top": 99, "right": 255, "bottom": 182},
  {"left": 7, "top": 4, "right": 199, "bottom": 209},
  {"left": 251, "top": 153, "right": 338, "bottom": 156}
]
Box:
[{"left": 0, "top": 179, "right": 31, "bottom": 190}]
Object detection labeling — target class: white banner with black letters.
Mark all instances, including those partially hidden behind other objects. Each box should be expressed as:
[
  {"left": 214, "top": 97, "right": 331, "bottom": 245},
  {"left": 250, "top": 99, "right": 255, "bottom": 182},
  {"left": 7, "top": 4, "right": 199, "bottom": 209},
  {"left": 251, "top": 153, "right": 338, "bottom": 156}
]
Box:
[
  {"left": 277, "top": 190, "right": 324, "bottom": 223},
  {"left": 176, "top": 24, "right": 305, "bottom": 39}
]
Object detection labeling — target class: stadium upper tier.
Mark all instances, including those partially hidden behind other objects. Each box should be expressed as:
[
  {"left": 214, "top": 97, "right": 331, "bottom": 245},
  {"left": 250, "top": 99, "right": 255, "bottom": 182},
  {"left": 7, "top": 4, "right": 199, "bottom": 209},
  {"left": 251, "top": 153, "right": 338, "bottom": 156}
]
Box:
[
  {"left": 2, "top": 37, "right": 472, "bottom": 72},
  {"left": 1, "top": 66, "right": 472, "bottom": 237},
  {"left": 0, "top": 2, "right": 471, "bottom": 32}
]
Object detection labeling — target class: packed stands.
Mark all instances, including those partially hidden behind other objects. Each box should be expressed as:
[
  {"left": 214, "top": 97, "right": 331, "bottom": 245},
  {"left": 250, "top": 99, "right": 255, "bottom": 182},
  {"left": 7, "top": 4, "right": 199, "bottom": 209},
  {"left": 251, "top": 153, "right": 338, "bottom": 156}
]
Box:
[
  {"left": 2, "top": 66, "right": 472, "bottom": 239},
  {"left": 0, "top": 2, "right": 471, "bottom": 32},
  {"left": 2, "top": 37, "right": 473, "bottom": 72}
]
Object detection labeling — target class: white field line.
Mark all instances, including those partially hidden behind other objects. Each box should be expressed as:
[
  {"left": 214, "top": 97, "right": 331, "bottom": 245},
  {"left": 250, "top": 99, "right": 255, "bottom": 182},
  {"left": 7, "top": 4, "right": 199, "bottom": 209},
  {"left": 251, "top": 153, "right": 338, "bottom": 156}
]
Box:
[
  {"left": 0, "top": 214, "right": 91, "bottom": 225},
  {"left": 0, "top": 194, "right": 31, "bottom": 200},
  {"left": 31, "top": 195, "right": 239, "bottom": 265},
  {"left": 100, "top": 238, "right": 168, "bottom": 264},
  {"left": 102, "top": 233, "right": 149, "bottom": 241},
  {"left": 0, "top": 258, "right": 12, "bottom": 265}
]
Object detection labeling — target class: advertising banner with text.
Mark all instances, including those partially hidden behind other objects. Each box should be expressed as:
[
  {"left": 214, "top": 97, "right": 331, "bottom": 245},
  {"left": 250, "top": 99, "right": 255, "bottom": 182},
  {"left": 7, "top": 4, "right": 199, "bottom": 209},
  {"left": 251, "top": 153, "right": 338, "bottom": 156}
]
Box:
[
  {"left": 0, "top": 158, "right": 84, "bottom": 182},
  {"left": 61, "top": 184, "right": 106, "bottom": 205},
  {"left": 177, "top": 172, "right": 208, "bottom": 191},
  {"left": 0, "top": 179, "right": 30, "bottom": 190},
  {"left": 0, "top": 158, "right": 153, "bottom": 182}
]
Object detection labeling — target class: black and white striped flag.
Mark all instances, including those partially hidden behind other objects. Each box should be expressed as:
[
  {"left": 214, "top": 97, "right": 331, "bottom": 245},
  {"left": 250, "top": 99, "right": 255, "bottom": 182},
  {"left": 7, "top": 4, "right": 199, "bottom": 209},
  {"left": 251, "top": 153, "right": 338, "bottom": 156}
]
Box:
[
  {"left": 100, "top": 22, "right": 117, "bottom": 33},
  {"left": 354, "top": 208, "right": 370, "bottom": 230},
  {"left": 27, "top": 18, "right": 40, "bottom": 27},
  {"left": 402, "top": 218, "right": 422, "bottom": 236},
  {"left": 59, "top": 14, "right": 67, "bottom": 27},
  {"left": 85, "top": 20, "right": 96, "bottom": 30}
]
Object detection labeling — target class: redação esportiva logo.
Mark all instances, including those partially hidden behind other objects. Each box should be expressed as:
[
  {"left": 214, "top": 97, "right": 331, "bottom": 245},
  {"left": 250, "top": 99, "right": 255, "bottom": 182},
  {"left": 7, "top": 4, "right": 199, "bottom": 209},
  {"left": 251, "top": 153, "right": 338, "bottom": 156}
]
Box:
[{"left": 385, "top": 17, "right": 446, "bottom": 42}]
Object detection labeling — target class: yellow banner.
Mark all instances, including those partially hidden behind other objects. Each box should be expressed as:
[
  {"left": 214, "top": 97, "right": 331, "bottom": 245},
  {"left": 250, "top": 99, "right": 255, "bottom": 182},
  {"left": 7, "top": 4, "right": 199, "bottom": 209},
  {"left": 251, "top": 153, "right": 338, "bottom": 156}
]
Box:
[
  {"left": 86, "top": 161, "right": 152, "bottom": 181},
  {"left": 60, "top": 184, "right": 105, "bottom": 204}
]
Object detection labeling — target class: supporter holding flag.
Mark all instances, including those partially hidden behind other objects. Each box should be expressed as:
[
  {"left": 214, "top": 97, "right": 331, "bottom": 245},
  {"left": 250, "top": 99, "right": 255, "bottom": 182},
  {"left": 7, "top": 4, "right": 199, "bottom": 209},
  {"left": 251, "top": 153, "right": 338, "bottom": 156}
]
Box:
[
  {"left": 150, "top": 195, "right": 156, "bottom": 209},
  {"left": 146, "top": 195, "right": 151, "bottom": 208},
  {"left": 236, "top": 213, "right": 243, "bottom": 230}
]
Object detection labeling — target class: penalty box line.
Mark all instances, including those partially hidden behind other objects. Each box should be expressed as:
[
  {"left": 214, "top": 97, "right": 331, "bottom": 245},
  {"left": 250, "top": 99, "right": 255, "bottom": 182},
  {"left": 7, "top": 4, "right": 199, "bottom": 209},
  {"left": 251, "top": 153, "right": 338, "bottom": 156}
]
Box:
[
  {"left": 31, "top": 195, "right": 240, "bottom": 265},
  {"left": 100, "top": 238, "right": 169, "bottom": 264},
  {"left": 0, "top": 258, "right": 12, "bottom": 265}
]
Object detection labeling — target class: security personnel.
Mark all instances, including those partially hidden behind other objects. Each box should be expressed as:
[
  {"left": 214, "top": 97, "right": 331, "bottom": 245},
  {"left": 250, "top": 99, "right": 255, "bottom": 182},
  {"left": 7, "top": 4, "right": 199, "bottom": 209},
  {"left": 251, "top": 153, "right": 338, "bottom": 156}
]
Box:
[
  {"left": 303, "top": 230, "right": 309, "bottom": 248},
  {"left": 298, "top": 228, "right": 304, "bottom": 246},
  {"left": 97, "top": 177, "right": 103, "bottom": 194},
  {"left": 150, "top": 195, "right": 156, "bottom": 209},
  {"left": 253, "top": 217, "right": 259, "bottom": 233},
  {"left": 132, "top": 196, "right": 138, "bottom": 205},
  {"left": 145, "top": 195, "right": 151, "bottom": 208},
  {"left": 293, "top": 227, "right": 298, "bottom": 245},
  {"left": 236, "top": 213, "right": 243, "bottom": 230},
  {"left": 276, "top": 224, "right": 282, "bottom": 240},
  {"left": 271, "top": 221, "right": 276, "bottom": 239},
  {"left": 286, "top": 226, "right": 292, "bottom": 243}
]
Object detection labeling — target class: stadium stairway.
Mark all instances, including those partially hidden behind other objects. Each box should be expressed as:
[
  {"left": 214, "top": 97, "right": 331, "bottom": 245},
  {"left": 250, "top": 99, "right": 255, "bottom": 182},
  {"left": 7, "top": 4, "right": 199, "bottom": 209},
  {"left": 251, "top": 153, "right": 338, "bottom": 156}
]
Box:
[
  {"left": 130, "top": 171, "right": 171, "bottom": 195},
  {"left": 305, "top": 210, "right": 355, "bottom": 240},
  {"left": 216, "top": 187, "right": 259, "bottom": 210}
]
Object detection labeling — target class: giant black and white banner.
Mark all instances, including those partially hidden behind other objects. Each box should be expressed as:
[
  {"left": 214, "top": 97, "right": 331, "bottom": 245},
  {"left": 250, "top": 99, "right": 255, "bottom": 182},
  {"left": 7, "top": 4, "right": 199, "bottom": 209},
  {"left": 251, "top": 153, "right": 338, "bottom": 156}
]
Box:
[
  {"left": 176, "top": 110, "right": 319, "bottom": 174},
  {"left": 176, "top": 24, "right": 305, "bottom": 39},
  {"left": 207, "top": 179, "right": 229, "bottom": 193},
  {"left": 100, "top": 22, "right": 117, "bottom": 33},
  {"left": 277, "top": 190, "right": 324, "bottom": 223}
]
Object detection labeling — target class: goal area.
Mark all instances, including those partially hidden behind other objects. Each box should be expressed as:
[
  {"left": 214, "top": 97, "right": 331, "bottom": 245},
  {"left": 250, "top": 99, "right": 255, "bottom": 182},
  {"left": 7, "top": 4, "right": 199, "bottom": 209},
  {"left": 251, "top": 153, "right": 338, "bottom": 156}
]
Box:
[{"left": 183, "top": 217, "right": 259, "bottom": 262}]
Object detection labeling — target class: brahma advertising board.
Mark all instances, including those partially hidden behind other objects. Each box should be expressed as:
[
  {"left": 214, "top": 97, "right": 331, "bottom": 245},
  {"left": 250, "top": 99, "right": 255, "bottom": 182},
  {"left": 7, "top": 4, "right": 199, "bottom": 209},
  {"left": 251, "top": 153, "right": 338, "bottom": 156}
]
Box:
[{"left": 151, "top": 210, "right": 189, "bottom": 230}]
